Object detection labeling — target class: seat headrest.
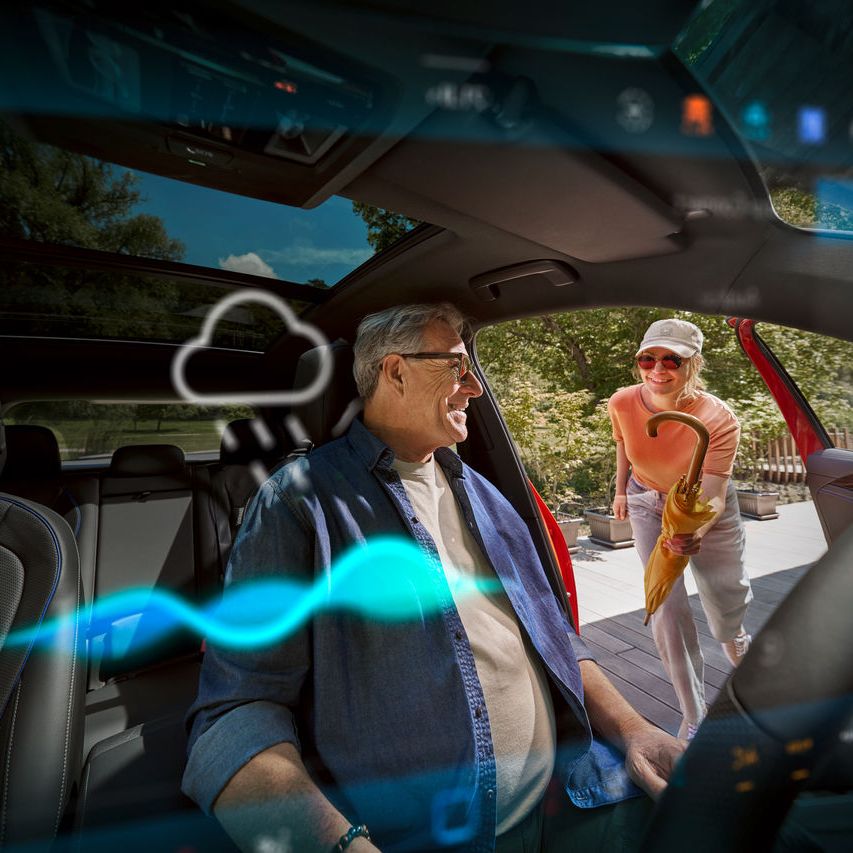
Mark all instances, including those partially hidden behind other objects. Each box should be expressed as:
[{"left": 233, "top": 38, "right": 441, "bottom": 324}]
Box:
[
  {"left": 219, "top": 418, "right": 292, "bottom": 466},
  {"left": 109, "top": 444, "right": 186, "bottom": 477},
  {"left": 0, "top": 425, "right": 62, "bottom": 481},
  {"left": 292, "top": 339, "right": 361, "bottom": 447}
]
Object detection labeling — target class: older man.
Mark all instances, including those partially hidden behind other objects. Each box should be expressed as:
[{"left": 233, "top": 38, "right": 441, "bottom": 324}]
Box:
[{"left": 183, "top": 303, "right": 684, "bottom": 852}]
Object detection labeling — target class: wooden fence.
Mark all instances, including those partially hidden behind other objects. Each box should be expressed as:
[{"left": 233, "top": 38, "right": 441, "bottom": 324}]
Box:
[{"left": 741, "top": 426, "right": 853, "bottom": 484}]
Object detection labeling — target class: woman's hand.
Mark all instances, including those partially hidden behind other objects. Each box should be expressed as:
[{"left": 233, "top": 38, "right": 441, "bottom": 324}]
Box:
[
  {"left": 664, "top": 532, "right": 702, "bottom": 555},
  {"left": 612, "top": 494, "right": 628, "bottom": 520}
]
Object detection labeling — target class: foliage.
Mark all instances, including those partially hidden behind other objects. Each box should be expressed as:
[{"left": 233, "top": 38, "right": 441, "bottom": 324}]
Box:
[
  {"left": 0, "top": 121, "right": 183, "bottom": 259},
  {"left": 730, "top": 392, "right": 788, "bottom": 490},
  {"left": 480, "top": 311, "right": 853, "bottom": 508},
  {"left": 7, "top": 401, "right": 252, "bottom": 459},
  {"left": 351, "top": 202, "right": 419, "bottom": 252},
  {"left": 674, "top": 0, "right": 744, "bottom": 66},
  {"left": 770, "top": 187, "right": 853, "bottom": 232},
  {"left": 493, "top": 379, "right": 595, "bottom": 514}
]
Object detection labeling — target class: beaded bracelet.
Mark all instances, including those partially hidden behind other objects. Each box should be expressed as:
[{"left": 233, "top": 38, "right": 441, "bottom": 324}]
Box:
[{"left": 332, "top": 824, "right": 371, "bottom": 852}]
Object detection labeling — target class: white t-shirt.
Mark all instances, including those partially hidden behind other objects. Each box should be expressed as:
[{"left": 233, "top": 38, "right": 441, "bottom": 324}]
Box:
[{"left": 392, "top": 455, "right": 556, "bottom": 835}]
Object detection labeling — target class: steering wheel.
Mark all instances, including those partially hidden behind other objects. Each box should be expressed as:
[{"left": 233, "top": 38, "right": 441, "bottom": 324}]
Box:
[{"left": 639, "top": 523, "right": 853, "bottom": 852}]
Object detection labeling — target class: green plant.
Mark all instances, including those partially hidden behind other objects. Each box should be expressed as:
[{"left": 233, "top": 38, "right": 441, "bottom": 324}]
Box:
[{"left": 732, "top": 392, "right": 788, "bottom": 490}]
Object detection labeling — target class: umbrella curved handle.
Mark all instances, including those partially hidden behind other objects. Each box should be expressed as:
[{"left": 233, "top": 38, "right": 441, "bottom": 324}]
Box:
[{"left": 646, "top": 411, "right": 710, "bottom": 488}]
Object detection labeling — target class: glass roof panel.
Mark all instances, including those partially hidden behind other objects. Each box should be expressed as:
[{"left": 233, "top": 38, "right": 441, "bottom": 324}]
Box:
[
  {"left": 0, "top": 119, "right": 418, "bottom": 288},
  {"left": 0, "top": 260, "right": 311, "bottom": 349}
]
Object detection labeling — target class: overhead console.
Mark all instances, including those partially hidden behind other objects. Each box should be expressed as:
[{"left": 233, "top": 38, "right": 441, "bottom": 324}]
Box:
[{"left": 0, "top": 0, "right": 395, "bottom": 206}]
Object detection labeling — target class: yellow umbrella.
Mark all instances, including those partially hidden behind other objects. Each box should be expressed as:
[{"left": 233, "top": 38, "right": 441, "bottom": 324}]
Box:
[{"left": 642, "top": 412, "right": 716, "bottom": 626}]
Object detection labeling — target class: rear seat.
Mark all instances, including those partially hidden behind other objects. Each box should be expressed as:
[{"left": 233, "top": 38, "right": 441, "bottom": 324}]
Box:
[
  {"left": 77, "top": 443, "right": 221, "bottom": 841},
  {"left": 89, "top": 444, "right": 198, "bottom": 688},
  {"left": 76, "top": 422, "right": 290, "bottom": 845}
]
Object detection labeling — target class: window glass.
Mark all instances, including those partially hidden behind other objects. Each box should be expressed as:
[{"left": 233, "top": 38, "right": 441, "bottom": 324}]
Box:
[
  {"left": 475, "top": 308, "right": 849, "bottom": 514},
  {"left": 5, "top": 400, "right": 253, "bottom": 464},
  {"left": 0, "top": 120, "right": 419, "bottom": 288},
  {"left": 0, "top": 260, "right": 311, "bottom": 348}
]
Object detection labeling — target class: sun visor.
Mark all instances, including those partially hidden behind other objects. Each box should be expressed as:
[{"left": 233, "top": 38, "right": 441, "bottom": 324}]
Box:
[{"left": 357, "top": 114, "right": 684, "bottom": 263}]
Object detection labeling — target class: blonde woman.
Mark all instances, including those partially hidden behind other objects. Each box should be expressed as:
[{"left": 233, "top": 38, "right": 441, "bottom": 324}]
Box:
[{"left": 608, "top": 319, "right": 752, "bottom": 739}]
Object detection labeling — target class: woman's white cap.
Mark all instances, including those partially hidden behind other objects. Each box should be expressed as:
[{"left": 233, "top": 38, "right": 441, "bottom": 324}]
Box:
[{"left": 636, "top": 319, "right": 703, "bottom": 357}]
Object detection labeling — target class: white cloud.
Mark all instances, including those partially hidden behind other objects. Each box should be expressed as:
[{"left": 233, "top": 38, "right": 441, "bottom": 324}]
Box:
[
  {"left": 218, "top": 252, "right": 279, "bottom": 278},
  {"left": 264, "top": 246, "right": 373, "bottom": 266}
]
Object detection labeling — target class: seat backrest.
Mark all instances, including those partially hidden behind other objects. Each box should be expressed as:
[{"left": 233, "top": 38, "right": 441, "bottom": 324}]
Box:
[
  {"left": 291, "top": 338, "right": 361, "bottom": 448},
  {"left": 204, "top": 418, "right": 293, "bottom": 582},
  {"left": 0, "top": 424, "right": 99, "bottom": 607},
  {"left": 0, "top": 484, "right": 84, "bottom": 844},
  {"left": 92, "top": 444, "right": 196, "bottom": 686}
]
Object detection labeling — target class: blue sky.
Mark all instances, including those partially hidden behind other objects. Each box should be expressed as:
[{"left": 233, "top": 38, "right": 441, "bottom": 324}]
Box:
[{"left": 130, "top": 170, "right": 374, "bottom": 285}]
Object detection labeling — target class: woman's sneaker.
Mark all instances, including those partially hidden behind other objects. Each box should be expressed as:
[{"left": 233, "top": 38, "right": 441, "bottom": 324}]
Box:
[{"left": 723, "top": 630, "right": 751, "bottom": 666}]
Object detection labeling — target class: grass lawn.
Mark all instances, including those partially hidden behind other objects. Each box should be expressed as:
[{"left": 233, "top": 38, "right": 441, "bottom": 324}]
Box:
[{"left": 14, "top": 418, "right": 223, "bottom": 459}]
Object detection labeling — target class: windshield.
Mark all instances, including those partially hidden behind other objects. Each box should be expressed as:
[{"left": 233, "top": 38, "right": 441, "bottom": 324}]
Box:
[{"left": 676, "top": 0, "right": 853, "bottom": 233}]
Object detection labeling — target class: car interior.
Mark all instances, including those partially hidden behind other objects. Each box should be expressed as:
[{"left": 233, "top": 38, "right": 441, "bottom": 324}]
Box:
[{"left": 1, "top": 0, "right": 852, "bottom": 850}]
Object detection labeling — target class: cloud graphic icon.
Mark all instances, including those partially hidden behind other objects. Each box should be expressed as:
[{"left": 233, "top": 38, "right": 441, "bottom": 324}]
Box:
[{"left": 171, "top": 290, "right": 333, "bottom": 406}]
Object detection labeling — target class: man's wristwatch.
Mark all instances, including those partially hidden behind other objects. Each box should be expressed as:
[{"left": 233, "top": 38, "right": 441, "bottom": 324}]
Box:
[{"left": 333, "top": 824, "right": 371, "bottom": 852}]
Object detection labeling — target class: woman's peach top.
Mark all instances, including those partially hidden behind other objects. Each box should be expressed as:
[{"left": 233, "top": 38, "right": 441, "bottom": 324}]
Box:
[{"left": 608, "top": 385, "right": 740, "bottom": 493}]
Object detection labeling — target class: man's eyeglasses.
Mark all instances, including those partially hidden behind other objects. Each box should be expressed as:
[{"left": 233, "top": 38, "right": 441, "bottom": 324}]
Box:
[
  {"left": 400, "top": 352, "right": 473, "bottom": 382},
  {"left": 636, "top": 353, "right": 683, "bottom": 370}
]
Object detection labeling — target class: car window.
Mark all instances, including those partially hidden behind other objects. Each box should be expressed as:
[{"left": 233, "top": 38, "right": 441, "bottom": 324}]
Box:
[
  {"left": 475, "top": 308, "right": 844, "bottom": 513},
  {"left": 4, "top": 400, "right": 252, "bottom": 465}
]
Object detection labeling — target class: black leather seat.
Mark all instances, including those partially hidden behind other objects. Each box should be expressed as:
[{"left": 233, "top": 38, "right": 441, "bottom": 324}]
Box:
[
  {"left": 205, "top": 418, "right": 293, "bottom": 582},
  {"left": 0, "top": 424, "right": 99, "bottom": 607},
  {"left": 76, "top": 443, "right": 232, "bottom": 846},
  {"left": 90, "top": 444, "right": 198, "bottom": 686},
  {"left": 292, "top": 338, "right": 361, "bottom": 448},
  {"left": 0, "top": 423, "right": 85, "bottom": 845}
]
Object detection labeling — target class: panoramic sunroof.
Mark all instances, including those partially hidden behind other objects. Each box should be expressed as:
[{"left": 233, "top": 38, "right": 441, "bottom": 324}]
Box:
[
  {"left": 675, "top": 0, "right": 853, "bottom": 233},
  {"left": 0, "top": 121, "right": 416, "bottom": 288}
]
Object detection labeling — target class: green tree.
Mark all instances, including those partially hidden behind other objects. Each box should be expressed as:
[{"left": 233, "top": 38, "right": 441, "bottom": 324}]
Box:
[
  {"left": 731, "top": 392, "right": 788, "bottom": 490},
  {"left": 0, "top": 120, "right": 192, "bottom": 342},
  {"left": 0, "top": 121, "right": 183, "bottom": 259},
  {"left": 351, "top": 202, "right": 418, "bottom": 252}
]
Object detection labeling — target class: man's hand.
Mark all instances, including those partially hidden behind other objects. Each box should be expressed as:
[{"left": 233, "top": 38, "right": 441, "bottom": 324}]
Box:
[
  {"left": 579, "top": 660, "right": 686, "bottom": 800},
  {"left": 612, "top": 494, "right": 628, "bottom": 520},
  {"left": 621, "top": 724, "right": 686, "bottom": 800}
]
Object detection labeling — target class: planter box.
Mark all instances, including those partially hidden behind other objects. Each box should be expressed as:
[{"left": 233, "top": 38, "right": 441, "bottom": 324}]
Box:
[
  {"left": 583, "top": 509, "right": 634, "bottom": 549},
  {"left": 557, "top": 518, "right": 583, "bottom": 554},
  {"left": 736, "top": 489, "right": 779, "bottom": 520}
]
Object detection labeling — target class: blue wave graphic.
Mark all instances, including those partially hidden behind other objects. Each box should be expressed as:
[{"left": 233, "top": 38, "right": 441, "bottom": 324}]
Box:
[{"left": 7, "top": 537, "right": 500, "bottom": 655}]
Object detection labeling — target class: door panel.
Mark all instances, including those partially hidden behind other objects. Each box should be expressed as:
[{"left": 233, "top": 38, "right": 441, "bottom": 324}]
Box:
[{"left": 805, "top": 449, "right": 853, "bottom": 544}]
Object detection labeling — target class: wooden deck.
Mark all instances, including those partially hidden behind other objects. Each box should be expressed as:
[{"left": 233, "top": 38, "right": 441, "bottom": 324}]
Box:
[{"left": 571, "top": 500, "right": 828, "bottom": 735}]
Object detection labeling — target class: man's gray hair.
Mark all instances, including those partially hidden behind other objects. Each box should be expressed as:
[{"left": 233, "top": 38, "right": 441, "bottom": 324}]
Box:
[{"left": 353, "top": 303, "right": 467, "bottom": 399}]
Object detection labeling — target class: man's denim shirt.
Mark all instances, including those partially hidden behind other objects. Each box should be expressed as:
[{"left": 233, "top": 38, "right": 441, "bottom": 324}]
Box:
[{"left": 183, "top": 419, "right": 639, "bottom": 851}]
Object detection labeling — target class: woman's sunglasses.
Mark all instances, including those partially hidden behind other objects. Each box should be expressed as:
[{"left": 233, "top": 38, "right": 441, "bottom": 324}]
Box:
[{"left": 636, "top": 353, "right": 683, "bottom": 370}]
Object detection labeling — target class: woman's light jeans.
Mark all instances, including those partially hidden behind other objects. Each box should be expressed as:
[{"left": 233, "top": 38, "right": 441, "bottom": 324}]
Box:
[{"left": 626, "top": 475, "right": 752, "bottom": 735}]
